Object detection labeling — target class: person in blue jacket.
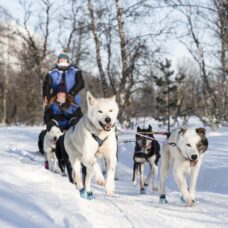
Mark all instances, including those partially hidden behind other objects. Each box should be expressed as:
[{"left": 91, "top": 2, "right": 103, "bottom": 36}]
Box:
[
  {"left": 38, "top": 52, "right": 84, "bottom": 157},
  {"left": 44, "top": 83, "right": 82, "bottom": 130},
  {"left": 43, "top": 51, "right": 84, "bottom": 107}
]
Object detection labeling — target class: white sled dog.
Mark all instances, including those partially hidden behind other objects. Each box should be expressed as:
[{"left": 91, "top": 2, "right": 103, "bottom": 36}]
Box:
[
  {"left": 44, "top": 125, "right": 63, "bottom": 173},
  {"left": 64, "top": 91, "right": 119, "bottom": 198},
  {"left": 159, "top": 128, "right": 208, "bottom": 207}
]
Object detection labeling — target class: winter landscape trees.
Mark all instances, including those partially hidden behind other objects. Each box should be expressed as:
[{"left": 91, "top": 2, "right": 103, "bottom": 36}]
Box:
[{"left": 0, "top": 0, "right": 227, "bottom": 128}]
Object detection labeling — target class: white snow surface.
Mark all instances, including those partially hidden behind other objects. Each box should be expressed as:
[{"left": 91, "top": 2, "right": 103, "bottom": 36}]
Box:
[{"left": 0, "top": 125, "right": 228, "bottom": 228}]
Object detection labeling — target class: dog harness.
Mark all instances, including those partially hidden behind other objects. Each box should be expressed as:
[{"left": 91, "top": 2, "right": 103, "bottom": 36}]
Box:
[{"left": 91, "top": 133, "right": 108, "bottom": 147}]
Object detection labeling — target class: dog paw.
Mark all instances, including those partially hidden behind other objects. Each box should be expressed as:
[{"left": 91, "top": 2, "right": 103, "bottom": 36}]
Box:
[
  {"left": 96, "top": 177, "right": 106, "bottom": 186},
  {"left": 153, "top": 186, "right": 158, "bottom": 192},
  {"left": 61, "top": 172, "right": 67, "bottom": 177},
  {"left": 140, "top": 189, "right": 146, "bottom": 194},
  {"left": 144, "top": 183, "right": 149, "bottom": 187},
  {"left": 185, "top": 198, "right": 195, "bottom": 207},
  {"left": 44, "top": 161, "right": 49, "bottom": 169},
  {"left": 144, "top": 178, "right": 149, "bottom": 186},
  {"left": 132, "top": 180, "right": 137, "bottom": 186}
]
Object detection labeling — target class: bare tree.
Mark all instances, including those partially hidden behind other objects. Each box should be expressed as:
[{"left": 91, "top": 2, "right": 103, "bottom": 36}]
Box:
[
  {"left": 163, "top": 0, "right": 228, "bottom": 126},
  {"left": 0, "top": 7, "right": 15, "bottom": 124},
  {"left": 15, "top": 0, "right": 54, "bottom": 124},
  {"left": 57, "top": 0, "right": 89, "bottom": 66},
  {"left": 87, "top": 0, "right": 108, "bottom": 96}
]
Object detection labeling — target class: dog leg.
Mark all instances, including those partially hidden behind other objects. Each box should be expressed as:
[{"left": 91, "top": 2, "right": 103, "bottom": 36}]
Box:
[
  {"left": 66, "top": 161, "right": 74, "bottom": 183},
  {"left": 105, "top": 154, "right": 117, "bottom": 196},
  {"left": 73, "top": 159, "right": 84, "bottom": 189},
  {"left": 84, "top": 165, "right": 94, "bottom": 193},
  {"left": 100, "top": 158, "right": 107, "bottom": 175},
  {"left": 140, "top": 164, "right": 145, "bottom": 194},
  {"left": 144, "top": 163, "right": 152, "bottom": 187},
  {"left": 46, "top": 150, "right": 53, "bottom": 172},
  {"left": 58, "top": 159, "right": 66, "bottom": 176},
  {"left": 152, "top": 162, "right": 159, "bottom": 192},
  {"left": 78, "top": 164, "right": 95, "bottom": 200},
  {"left": 132, "top": 162, "right": 138, "bottom": 186},
  {"left": 159, "top": 145, "right": 170, "bottom": 203},
  {"left": 189, "top": 159, "right": 201, "bottom": 201},
  {"left": 94, "top": 162, "right": 105, "bottom": 186},
  {"left": 173, "top": 164, "right": 194, "bottom": 207}
]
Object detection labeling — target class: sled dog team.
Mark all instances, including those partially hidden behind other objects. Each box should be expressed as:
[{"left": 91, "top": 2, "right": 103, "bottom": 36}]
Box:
[{"left": 42, "top": 91, "right": 208, "bottom": 206}]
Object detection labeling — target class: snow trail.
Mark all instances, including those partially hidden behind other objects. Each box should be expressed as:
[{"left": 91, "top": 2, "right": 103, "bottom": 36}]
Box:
[{"left": 0, "top": 126, "right": 228, "bottom": 227}]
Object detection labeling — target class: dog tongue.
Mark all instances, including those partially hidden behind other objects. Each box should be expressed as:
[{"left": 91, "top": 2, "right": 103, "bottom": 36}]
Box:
[
  {"left": 105, "top": 123, "right": 111, "bottom": 130},
  {"left": 190, "top": 160, "right": 198, "bottom": 167}
]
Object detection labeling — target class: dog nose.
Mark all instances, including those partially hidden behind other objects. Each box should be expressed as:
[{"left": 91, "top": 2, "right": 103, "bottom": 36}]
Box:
[
  {"left": 53, "top": 136, "right": 57, "bottom": 141},
  {"left": 105, "top": 117, "right": 111, "bottom": 123},
  {"left": 191, "top": 155, "right": 198, "bottom": 160}
]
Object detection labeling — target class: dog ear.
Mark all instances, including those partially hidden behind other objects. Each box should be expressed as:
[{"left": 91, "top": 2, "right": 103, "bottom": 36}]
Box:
[
  {"left": 178, "top": 128, "right": 188, "bottom": 135},
  {"left": 148, "top": 125, "right": 152, "bottom": 131},
  {"left": 87, "top": 91, "right": 96, "bottom": 106},
  {"left": 137, "top": 126, "right": 141, "bottom": 132},
  {"left": 47, "top": 119, "right": 58, "bottom": 131},
  {"left": 196, "top": 128, "right": 206, "bottom": 136},
  {"left": 110, "top": 95, "right": 116, "bottom": 101}
]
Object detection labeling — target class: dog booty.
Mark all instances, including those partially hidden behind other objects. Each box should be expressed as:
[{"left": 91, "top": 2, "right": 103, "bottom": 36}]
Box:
[
  {"left": 140, "top": 189, "right": 146, "bottom": 194},
  {"left": 159, "top": 195, "right": 168, "bottom": 204},
  {"left": 45, "top": 161, "right": 49, "bottom": 170},
  {"left": 79, "top": 188, "right": 94, "bottom": 200},
  {"left": 180, "top": 195, "right": 185, "bottom": 204}
]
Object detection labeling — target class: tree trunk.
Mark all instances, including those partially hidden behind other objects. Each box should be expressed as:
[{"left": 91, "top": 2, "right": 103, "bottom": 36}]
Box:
[{"left": 87, "top": 0, "right": 108, "bottom": 97}]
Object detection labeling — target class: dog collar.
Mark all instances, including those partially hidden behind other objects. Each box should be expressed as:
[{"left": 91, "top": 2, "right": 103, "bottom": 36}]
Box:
[{"left": 91, "top": 133, "right": 108, "bottom": 147}]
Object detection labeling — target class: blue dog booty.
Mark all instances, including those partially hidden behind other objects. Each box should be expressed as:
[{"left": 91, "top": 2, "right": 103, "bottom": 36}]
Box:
[
  {"left": 79, "top": 188, "right": 87, "bottom": 199},
  {"left": 159, "top": 194, "right": 168, "bottom": 204},
  {"left": 180, "top": 195, "right": 185, "bottom": 204},
  {"left": 87, "top": 191, "right": 95, "bottom": 200},
  {"left": 79, "top": 188, "right": 94, "bottom": 200}
]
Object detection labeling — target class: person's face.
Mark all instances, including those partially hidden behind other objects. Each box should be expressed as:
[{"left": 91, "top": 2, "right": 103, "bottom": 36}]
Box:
[
  {"left": 58, "top": 58, "right": 68, "bottom": 64},
  {"left": 57, "top": 92, "right": 66, "bottom": 103}
]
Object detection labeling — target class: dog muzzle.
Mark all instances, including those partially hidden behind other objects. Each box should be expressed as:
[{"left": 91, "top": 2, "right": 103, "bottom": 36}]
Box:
[
  {"left": 189, "top": 159, "right": 198, "bottom": 167},
  {"left": 51, "top": 138, "right": 58, "bottom": 144},
  {"left": 99, "top": 121, "right": 113, "bottom": 131}
]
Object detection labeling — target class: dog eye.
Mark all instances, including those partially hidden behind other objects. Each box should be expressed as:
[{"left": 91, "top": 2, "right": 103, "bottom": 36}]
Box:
[
  {"left": 186, "top": 144, "right": 191, "bottom": 147},
  {"left": 109, "top": 109, "right": 113, "bottom": 112},
  {"left": 197, "top": 143, "right": 203, "bottom": 149},
  {"left": 98, "top": 110, "right": 103, "bottom": 113}
]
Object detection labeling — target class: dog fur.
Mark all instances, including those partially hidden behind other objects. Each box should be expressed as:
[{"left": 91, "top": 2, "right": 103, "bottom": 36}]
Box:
[
  {"left": 132, "top": 125, "right": 160, "bottom": 193},
  {"left": 43, "top": 125, "right": 63, "bottom": 173},
  {"left": 61, "top": 91, "right": 119, "bottom": 196},
  {"left": 159, "top": 127, "right": 208, "bottom": 206}
]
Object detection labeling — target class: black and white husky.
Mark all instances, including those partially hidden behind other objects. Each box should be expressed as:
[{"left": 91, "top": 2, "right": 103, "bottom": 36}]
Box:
[
  {"left": 132, "top": 125, "right": 160, "bottom": 194},
  {"left": 43, "top": 125, "right": 63, "bottom": 173},
  {"left": 159, "top": 128, "right": 208, "bottom": 207}
]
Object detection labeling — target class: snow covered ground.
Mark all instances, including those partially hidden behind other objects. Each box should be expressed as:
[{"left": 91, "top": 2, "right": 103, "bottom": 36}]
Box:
[{"left": 0, "top": 125, "right": 228, "bottom": 228}]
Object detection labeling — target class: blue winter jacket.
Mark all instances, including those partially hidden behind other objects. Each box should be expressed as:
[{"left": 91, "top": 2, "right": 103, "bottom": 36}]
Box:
[
  {"left": 48, "top": 102, "right": 78, "bottom": 129},
  {"left": 43, "top": 65, "right": 84, "bottom": 105}
]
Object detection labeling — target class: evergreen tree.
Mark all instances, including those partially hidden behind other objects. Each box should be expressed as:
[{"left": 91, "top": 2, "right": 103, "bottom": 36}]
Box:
[{"left": 154, "top": 59, "right": 185, "bottom": 131}]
